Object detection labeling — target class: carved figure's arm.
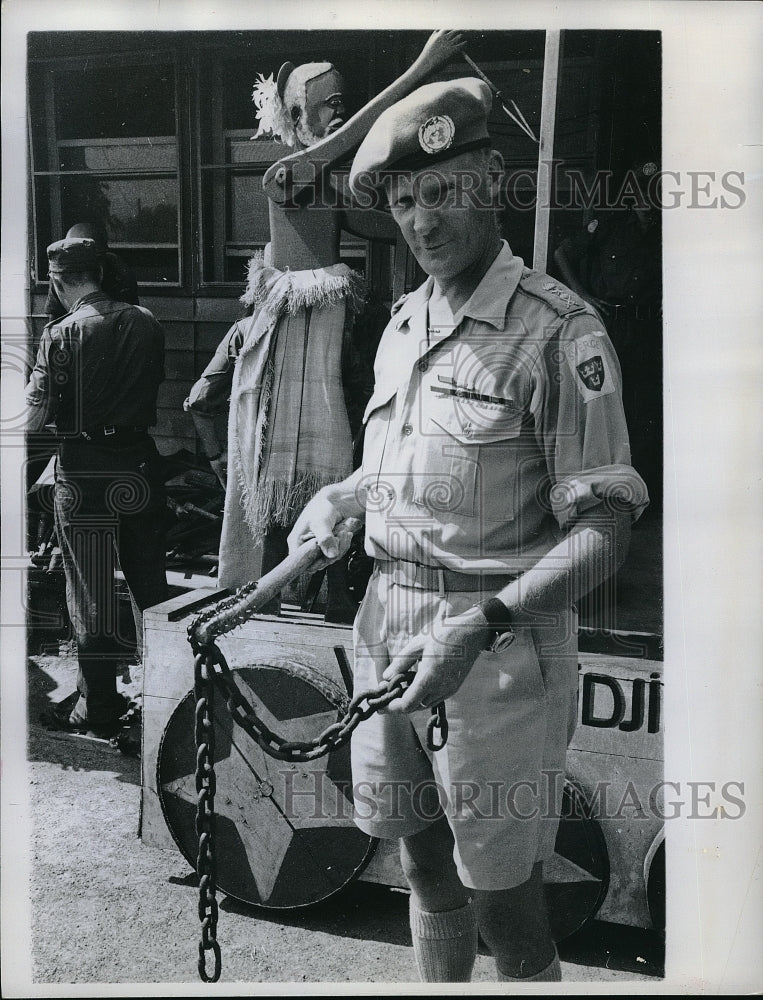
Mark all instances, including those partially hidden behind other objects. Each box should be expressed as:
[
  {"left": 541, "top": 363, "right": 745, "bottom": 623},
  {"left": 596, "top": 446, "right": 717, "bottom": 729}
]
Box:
[{"left": 263, "top": 30, "right": 467, "bottom": 204}]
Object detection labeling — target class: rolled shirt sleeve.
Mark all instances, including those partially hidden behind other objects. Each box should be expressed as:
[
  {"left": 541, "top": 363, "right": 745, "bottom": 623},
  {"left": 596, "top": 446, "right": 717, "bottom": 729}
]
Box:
[
  {"left": 532, "top": 310, "right": 650, "bottom": 527},
  {"left": 184, "top": 320, "right": 247, "bottom": 416}
]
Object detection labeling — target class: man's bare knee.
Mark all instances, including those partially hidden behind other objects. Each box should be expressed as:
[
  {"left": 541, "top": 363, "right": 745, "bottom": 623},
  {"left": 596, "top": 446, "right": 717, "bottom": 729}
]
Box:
[
  {"left": 399, "top": 817, "right": 469, "bottom": 910},
  {"left": 473, "top": 862, "right": 555, "bottom": 977}
]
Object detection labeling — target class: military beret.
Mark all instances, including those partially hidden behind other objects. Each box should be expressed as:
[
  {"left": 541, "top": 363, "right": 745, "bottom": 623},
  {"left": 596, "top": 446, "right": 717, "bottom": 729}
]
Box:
[
  {"left": 47, "top": 237, "right": 101, "bottom": 274},
  {"left": 349, "top": 77, "right": 492, "bottom": 198}
]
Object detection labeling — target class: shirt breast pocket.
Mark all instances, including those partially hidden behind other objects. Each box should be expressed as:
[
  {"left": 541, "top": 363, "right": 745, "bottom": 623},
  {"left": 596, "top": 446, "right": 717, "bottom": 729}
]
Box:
[
  {"left": 414, "top": 402, "right": 524, "bottom": 520},
  {"left": 361, "top": 384, "right": 398, "bottom": 485}
]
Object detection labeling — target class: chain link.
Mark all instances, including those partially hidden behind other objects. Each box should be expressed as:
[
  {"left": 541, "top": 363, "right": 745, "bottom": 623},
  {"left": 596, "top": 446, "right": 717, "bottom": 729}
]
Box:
[{"left": 193, "top": 651, "right": 222, "bottom": 983}]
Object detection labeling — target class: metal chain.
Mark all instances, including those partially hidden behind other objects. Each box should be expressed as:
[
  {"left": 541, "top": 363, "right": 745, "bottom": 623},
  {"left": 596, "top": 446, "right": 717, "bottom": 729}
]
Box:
[
  {"left": 191, "top": 644, "right": 447, "bottom": 761},
  {"left": 188, "top": 598, "right": 448, "bottom": 758},
  {"left": 187, "top": 585, "right": 448, "bottom": 982},
  {"left": 193, "top": 650, "right": 222, "bottom": 983},
  {"left": 188, "top": 578, "right": 261, "bottom": 649}
]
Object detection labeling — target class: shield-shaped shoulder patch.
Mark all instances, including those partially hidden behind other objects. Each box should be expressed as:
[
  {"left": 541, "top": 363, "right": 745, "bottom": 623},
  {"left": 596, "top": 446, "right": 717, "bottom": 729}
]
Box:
[{"left": 577, "top": 355, "right": 606, "bottom": 392}]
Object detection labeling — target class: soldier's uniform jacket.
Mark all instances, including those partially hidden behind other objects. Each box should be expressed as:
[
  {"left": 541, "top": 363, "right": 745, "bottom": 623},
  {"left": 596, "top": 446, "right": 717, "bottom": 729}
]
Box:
[
  {"left": 359, "top": 242, "right": 648, "bottom": 572},
  {"left": 26, "top": 292, "right": 165, "bottom": 434}
]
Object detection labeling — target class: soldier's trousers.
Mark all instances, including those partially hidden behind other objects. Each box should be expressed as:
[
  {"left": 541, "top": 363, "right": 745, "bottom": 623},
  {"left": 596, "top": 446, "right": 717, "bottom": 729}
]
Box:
[{"left": 54, "top": 437, "right": 168, "bottom": 717}]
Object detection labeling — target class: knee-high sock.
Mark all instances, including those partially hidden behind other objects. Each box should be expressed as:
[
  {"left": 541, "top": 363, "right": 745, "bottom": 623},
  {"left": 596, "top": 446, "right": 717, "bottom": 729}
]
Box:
[
  {"left": 409, "top": 897, "right": 478, "bottom": 983},
  {"left": 496, "top": 948, "right": 562, "bottom": 982}
]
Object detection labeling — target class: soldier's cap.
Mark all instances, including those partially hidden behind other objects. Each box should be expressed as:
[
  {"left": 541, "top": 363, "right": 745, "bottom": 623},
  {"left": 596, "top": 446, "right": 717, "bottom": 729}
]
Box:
[
  {"left": 349, "top": 77, "right": 493, "bottom": 198},
  {"left": 47, "top": 237, "right": 101, "bottom": 275}
]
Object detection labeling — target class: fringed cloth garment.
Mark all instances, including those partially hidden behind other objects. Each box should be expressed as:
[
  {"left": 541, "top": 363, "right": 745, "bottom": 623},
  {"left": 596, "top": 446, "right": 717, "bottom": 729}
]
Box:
[{"left": 218, "top": 254, "right": 365, "bottom": 590}]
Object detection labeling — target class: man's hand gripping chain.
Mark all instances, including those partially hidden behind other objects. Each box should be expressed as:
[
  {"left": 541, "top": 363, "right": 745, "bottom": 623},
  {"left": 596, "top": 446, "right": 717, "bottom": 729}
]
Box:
[{"left": 187, "top": 516, "right": 449, "bottom": 757}]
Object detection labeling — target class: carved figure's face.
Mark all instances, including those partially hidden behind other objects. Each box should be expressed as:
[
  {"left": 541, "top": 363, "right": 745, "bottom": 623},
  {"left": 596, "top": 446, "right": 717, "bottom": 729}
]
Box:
[{"left": 295, "top": 69, "right": 346, "bottom": 147}]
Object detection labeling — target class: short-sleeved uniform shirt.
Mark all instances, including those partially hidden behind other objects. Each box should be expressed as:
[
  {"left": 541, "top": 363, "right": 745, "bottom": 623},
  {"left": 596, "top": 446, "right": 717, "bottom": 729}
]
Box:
[{"left": 359, "top": 241, "right": 647, "bottom": 570}]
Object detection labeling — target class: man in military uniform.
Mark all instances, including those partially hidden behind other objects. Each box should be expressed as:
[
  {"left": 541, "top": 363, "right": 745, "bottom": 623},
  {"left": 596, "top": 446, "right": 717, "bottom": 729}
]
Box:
[
  {"left": 26, "top": 237, "right": 167, "bottom": 735},
  {"left": 44, "top": 221, "right": 140, "bottom": 323},
  {"left": 288, "top": 78, "right": 648, "bottom": 983},
  {"left": 29, "top": 221, "right": 142, "bottom": 498}
]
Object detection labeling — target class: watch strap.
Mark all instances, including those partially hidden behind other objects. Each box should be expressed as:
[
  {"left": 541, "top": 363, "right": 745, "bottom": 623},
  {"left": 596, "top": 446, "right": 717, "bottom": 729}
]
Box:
[{"left": 477, "top": 597, "right": 515, "bottom": 651}]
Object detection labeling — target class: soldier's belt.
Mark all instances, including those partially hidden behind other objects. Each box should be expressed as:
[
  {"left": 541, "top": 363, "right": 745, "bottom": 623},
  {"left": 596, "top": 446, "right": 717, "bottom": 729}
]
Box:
[
  {"left": 79, "top": 425, "right": 149, "bottom": 442},
  {"left": 378, "top": 559, "right": 516, "bottom": 593}
]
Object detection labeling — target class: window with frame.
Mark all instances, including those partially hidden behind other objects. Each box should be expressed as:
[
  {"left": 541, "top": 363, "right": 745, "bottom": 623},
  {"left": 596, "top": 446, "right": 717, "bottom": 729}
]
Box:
[{"left": 28, "top": 51, "right": 181, "bottom": 288}]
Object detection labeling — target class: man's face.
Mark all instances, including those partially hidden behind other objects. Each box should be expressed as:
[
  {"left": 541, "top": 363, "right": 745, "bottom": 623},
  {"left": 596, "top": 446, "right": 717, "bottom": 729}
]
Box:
[
  {"left": 51, "top": 273, "right": 75, "bottom": 311},
  {"left": 386, "top": 151, "right": 497, "bottom": 284},
  {"left": 297, "top": 69, "right": 347, "bottom": 147}
]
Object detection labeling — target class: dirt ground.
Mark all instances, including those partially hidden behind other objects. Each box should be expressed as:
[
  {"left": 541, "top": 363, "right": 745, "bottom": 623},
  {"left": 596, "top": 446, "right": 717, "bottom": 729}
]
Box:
[{"left": 14, "top": 645, "right": 665, "bottom": 993}]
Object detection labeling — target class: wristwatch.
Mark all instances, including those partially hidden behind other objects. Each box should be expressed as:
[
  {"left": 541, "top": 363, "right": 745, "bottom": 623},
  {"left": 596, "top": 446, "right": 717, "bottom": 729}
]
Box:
[{"left": 477, "top": 597, "right": 516, "bottom": 652}]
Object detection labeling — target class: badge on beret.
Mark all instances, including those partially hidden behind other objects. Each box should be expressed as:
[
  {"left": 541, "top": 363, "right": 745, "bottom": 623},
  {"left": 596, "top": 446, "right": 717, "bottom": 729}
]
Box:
[{"left": 418, "top": 115, "right": 455, "bottom": 155}]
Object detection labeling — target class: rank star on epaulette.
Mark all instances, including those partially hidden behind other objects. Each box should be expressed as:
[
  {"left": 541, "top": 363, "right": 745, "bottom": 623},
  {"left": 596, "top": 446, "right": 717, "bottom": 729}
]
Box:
[{"left": 543, "top": 280, "right": 577, "bottom": 309}]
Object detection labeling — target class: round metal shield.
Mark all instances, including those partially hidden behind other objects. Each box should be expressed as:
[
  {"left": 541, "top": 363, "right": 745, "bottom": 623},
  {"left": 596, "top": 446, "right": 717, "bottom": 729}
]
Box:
[
  {"left": 544, "top": 780, "right": 610, "bottom": 940},
  {"left": 157, "top": 661, "right": 377, "bottom": 909}
]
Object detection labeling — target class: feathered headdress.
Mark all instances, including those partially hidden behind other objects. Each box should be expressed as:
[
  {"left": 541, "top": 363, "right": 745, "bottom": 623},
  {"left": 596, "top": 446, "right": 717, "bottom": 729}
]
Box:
[
  {"left": 251, "top": 72, "right": 295, "bottom": 146},
  {"left": 252, "top": 61, "right": 336, "bottom": 148}
]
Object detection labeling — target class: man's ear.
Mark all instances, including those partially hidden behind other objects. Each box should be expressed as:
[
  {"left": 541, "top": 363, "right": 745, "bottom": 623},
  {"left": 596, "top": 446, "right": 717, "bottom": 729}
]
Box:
[{"left": 487, "top": 149, "right": 505, "bottom": 195}]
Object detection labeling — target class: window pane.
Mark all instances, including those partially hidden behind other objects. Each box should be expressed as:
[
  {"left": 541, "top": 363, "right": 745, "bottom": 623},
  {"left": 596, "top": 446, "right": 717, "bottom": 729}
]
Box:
[
  {"left": 58, "top": 138, "right": 177, "bottom": 173},
  {"left": 225, "top": 249, "right": 259, "bottom": 284},
  {"left": 30, "top": 56, "right": 180, "bottom": 287},
  {"left": 115, "top": 247, "right": 179, "bottom": 284},
  {"left": 60, "top": 176, "right": 178, "bottom": 245},
  {"left": 229, "top": 136, "right": 289, "bottom": 165},
  {"left": 53, "top": 63, "right": 176, "bottom": 139},
  {"left": 32, "top": 177, "right": 53, "bottom": 283},
  {"left": 201, "top": 168, "right": 270, "bottom": 283}
]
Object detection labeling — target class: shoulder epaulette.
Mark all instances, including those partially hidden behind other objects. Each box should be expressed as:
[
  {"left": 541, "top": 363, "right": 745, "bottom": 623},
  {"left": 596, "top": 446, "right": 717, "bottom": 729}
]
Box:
[
  {"left": 390, "top": 292, "right": 409, "bottom": 316},
  {"left": 518, "top": 269, "right": 590, "bottom": 317}
]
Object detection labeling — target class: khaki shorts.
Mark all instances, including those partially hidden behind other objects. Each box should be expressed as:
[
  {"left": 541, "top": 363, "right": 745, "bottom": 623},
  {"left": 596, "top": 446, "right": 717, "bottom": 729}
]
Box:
[{"left": 350, "top": 565, "right": 578, "bottom": 891}]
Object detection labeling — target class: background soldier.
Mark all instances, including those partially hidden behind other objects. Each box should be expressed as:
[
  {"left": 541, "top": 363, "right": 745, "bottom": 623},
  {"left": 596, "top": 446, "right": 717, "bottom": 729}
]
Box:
[
  {"left": 44, "top": 220, "right": 139, "bottom": 323},
  {"left": 26, "top": 237, "right": 167, "bottom": 735}
]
